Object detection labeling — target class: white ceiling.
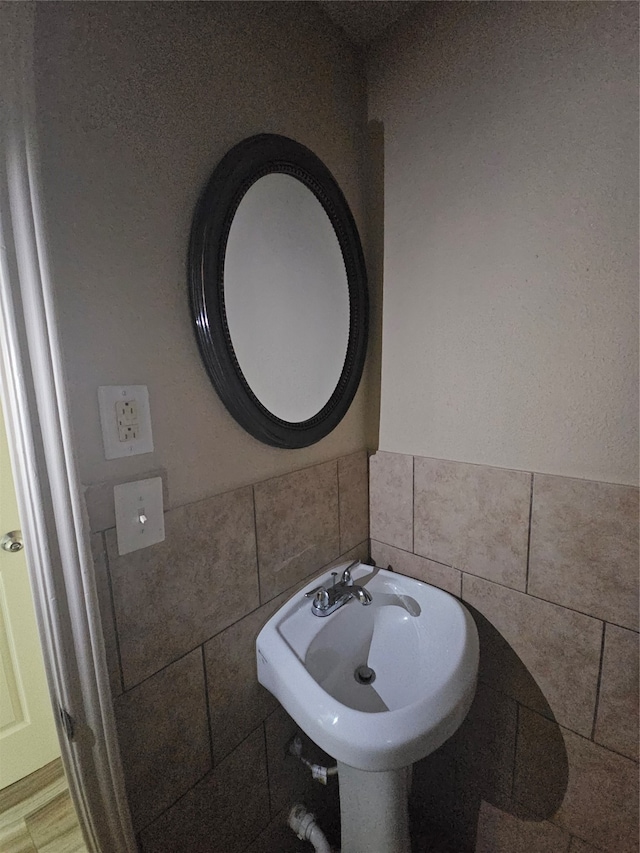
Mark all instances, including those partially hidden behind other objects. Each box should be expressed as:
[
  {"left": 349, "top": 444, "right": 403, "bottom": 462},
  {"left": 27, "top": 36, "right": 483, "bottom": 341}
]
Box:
[{"left": 318, "top": 1, "right": 420, "bottom": 47}]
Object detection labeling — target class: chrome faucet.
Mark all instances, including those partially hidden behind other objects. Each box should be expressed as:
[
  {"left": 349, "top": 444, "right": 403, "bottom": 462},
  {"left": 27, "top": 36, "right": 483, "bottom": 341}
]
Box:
[
  {"left": 340, "top": 567, "right": 373, "bottom": 605},
  {"left": 306, "top": 562, "right": 372, "bottom": 617}
]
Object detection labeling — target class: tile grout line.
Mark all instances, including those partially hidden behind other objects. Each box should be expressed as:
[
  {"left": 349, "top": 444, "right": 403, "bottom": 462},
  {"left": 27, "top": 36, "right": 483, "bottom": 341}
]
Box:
[
  {"left": 336, "top": 459, "right": 342, "bottom": 556},
  {"left": 412, "top": 456, "right": 418, "bottom": 556},
  {"left": 252, "top": 484, "right": 263, "bottom": 606},
  {"left": 368, "top": 453, "right": 373, "bottom": 556},
  {"left": 365, "top": 451, "right": 371, "bottom": 557},
  {"left": 243, "top": 808, "right": 272, "bottom": 853},
  {"left": 101, "top": 537, "right": 639, "bottom": 699},
  {"left": 510, "top": 702, "right": 520, "bottom": 801},
  {"left": 476, "top": 671, "right": 638, "bottom": 760},
  {"left": 372, "top": 486, "right": 636, "bottom": 629},
  {"left": 135, "top": 764, "right": 215, "bottom": 837},
  {"left": 448, "top": 565, "right": 624, "bottom": 630},
  {"left": 116, "top": 534, "right": 373, "bottom": 697},
  {"left": 117, "top": 644, "right": 209, "bottom": 697},
  {"left": 369, "top": 539, "right": 462, "bottom": 596},
  {"left": 103, "top": 530, "right": 126, "bottom": 697},
  {"left": 370, "top": 537, "right": 456, "bottom": 570},
  {"left": 200, "top": 645, "right": 215, "bottom": 768},
  {"left": 525, "top": 472, "right": 534, "bottom": 594},
  {"left": 262, "top": 721, "right": 274, "bottom": 819},
  {"left": 136, "top": 726, "right": 266, "bottom": 837},
  {"left": 590, "top": 621, "right": 607, "bottom": 742}
]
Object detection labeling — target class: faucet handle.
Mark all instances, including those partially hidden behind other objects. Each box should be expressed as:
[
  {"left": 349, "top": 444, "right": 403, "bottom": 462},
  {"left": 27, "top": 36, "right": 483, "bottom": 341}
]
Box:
[
  {"left": 304, "top": 586, "right": 324, "bottom": 598},
  {"left": 340, "top": 559, "right": 359, "bottom": 586},
  {"left": 314, "top": 588, "right": 330, "bottom": 609},
  {"left": 305, "top": 585, "right": 326, "bottom": 598},
  {"left": 305, "top": 586, "right": 330, "bottom": 610}
]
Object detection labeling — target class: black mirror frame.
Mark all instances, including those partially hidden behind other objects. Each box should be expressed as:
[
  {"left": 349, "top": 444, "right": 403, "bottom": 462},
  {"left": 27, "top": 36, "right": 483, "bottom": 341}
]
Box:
[{"left": 188, "top": 134, "right": 369, "bottom": 449}]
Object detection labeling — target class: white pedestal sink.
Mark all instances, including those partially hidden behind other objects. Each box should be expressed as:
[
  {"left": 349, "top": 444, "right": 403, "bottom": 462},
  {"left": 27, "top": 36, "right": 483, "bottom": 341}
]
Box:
[{"left": 256, "top": 562, "right": 479, "bottom": 853}]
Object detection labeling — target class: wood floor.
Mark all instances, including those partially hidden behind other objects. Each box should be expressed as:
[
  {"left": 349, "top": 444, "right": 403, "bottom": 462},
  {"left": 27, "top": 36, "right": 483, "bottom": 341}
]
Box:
[{"left": 0, "top": 759, "right": 88, "bottom": 853}]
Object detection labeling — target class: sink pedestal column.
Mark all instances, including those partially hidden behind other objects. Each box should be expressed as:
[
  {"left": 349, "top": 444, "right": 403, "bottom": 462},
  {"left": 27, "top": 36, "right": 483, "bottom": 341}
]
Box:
[{"left": 337, "top": 762, "right": 411, "bottom": 853}]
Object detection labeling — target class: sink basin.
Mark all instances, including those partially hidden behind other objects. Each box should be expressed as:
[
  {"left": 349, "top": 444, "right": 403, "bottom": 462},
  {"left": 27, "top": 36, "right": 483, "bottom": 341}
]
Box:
[{"left": 256, "top": 561, "right": 479, "bottom": 772}]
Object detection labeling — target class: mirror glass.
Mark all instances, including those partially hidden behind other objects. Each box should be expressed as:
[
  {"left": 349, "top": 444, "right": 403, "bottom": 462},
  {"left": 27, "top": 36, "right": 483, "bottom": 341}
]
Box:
[
  {"left": 225, "top": 174, "right": 350, "bottom": 423},
  {"left": 188, "top": 133, "right": 368, "bottom": 449}
]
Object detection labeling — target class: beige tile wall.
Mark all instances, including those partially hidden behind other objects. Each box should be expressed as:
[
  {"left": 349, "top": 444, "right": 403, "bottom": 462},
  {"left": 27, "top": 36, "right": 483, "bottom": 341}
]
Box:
[
  {"left": 91, "top": 451, "right": 368, "bottom": 852},
  {"left": 370, "top": 451, "right": 639, "bottom": 853},
  {"left": 92, "top": 447, "right": 636, "bottom": 852}
]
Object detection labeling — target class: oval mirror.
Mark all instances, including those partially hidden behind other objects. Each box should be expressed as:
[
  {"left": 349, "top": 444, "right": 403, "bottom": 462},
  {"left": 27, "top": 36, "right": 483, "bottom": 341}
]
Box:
[{"left": 188, "top": 134, "right": 368, "bottom": 448}]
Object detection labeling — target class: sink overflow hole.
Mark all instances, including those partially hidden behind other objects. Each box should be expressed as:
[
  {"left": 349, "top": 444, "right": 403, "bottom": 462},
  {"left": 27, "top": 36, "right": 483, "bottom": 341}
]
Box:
[{"left": 354, "top": 664, "right": 376, "bottom": 685}]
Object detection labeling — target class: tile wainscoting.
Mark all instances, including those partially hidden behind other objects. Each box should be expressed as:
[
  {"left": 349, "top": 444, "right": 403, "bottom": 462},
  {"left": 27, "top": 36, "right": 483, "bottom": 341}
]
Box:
[
  {"left": 370, "top": 452, "right": 639, "bottom": 853},
  {"left": 89, "top": 451, "right": 369, "bottom": 852},
  {"left": 89, "top": 448, "right": 637, "bottom": 852}
]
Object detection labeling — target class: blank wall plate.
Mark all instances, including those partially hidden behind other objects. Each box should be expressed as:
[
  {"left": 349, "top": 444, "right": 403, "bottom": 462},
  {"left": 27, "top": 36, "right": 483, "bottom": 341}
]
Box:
[
  {"left": 114, "top": 477, "right": 165, "bottom": 555},
  {"left": 98, "top": 386, "right": 153, "bottom": 459}
]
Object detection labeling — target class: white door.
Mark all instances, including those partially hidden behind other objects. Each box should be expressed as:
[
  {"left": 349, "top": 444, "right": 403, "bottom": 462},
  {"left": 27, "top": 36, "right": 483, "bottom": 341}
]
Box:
[{"left": 0, "top": 406, "right": 60, "bottom": 789}]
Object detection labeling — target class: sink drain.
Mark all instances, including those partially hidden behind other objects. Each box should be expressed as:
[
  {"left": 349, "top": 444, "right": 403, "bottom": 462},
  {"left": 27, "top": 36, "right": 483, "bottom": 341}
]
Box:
[{"left": 354, "top": 664, "right": 376, "bottom": 685}]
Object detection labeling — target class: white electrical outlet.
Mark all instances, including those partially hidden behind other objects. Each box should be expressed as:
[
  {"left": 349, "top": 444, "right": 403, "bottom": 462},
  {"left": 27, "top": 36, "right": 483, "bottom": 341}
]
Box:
[
  {"left": 116, "top": 400, "right": 139, "bottom": 442},
  {"left": 98, "top": 386, "right": 153, "bottom": 459},
  {"left": 114, "top": 477, "right": 165, "bottom": 555}
]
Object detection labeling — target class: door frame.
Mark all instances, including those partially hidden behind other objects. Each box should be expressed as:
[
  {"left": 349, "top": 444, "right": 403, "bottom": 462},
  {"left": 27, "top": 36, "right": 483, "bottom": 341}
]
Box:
[{"left": 0, "top": 5, "right": 135, "bottom": 851}]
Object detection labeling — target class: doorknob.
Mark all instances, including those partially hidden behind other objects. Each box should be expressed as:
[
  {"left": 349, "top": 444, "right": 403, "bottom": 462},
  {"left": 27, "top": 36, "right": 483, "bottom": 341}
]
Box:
[{"left": 1, "top": 530, "right": 23, "bottom": 552}]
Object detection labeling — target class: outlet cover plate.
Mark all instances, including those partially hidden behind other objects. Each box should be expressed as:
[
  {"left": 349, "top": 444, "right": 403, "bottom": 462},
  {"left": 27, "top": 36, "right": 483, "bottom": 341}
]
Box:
[
  {"left": 98, "top": 385, "right": 153, "bottom": 459},
  {"left": 114, "top": 477, "right": 165, "bottom": 555}
]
